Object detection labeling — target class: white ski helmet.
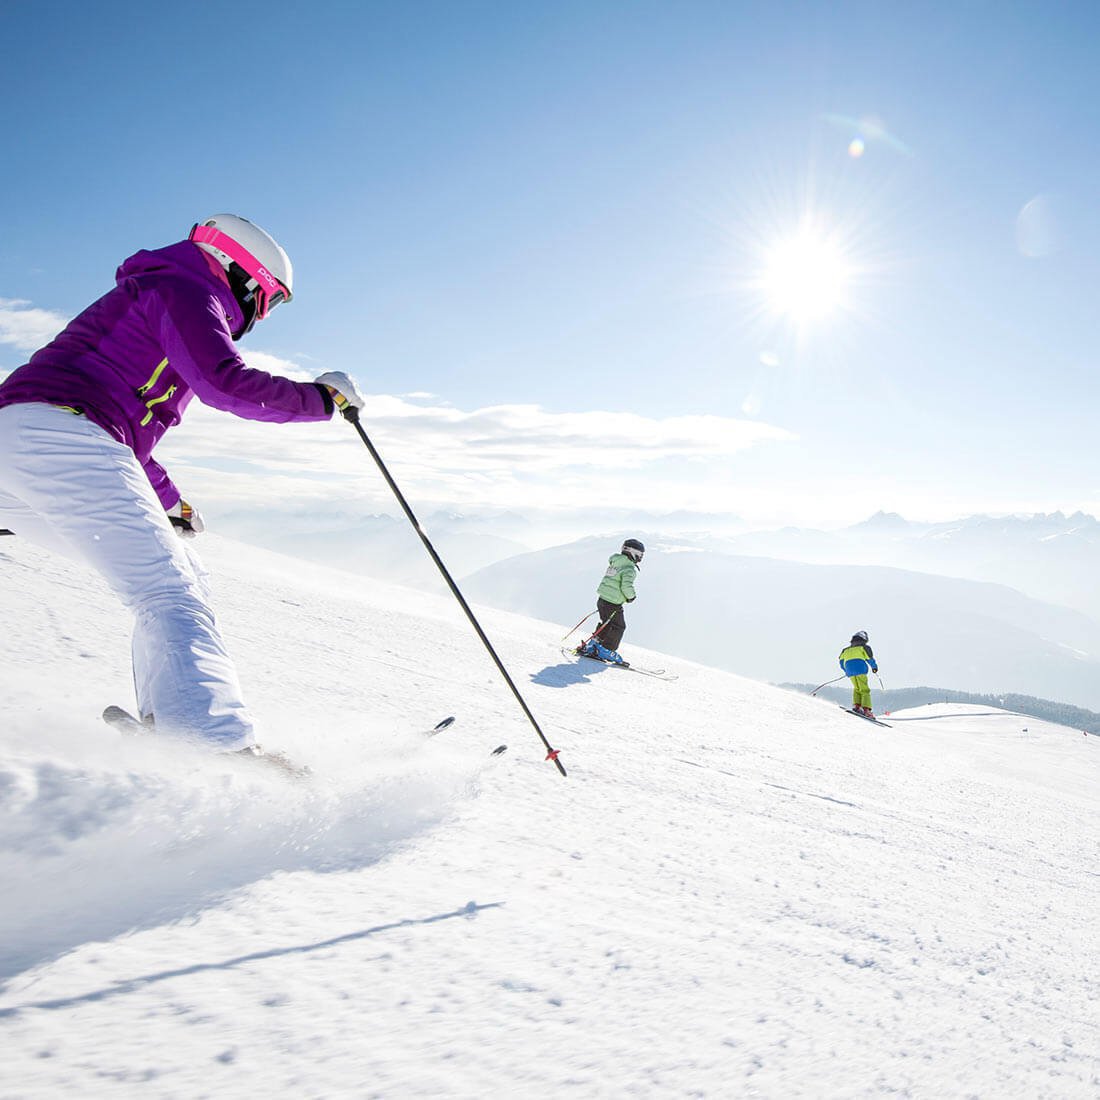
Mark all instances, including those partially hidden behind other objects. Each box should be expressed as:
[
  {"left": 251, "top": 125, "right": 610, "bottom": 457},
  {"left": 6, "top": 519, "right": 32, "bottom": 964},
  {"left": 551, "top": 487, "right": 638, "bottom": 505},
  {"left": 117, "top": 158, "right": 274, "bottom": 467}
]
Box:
[{"left": 189, "top": 214, "right": 293, "bottom": 338}]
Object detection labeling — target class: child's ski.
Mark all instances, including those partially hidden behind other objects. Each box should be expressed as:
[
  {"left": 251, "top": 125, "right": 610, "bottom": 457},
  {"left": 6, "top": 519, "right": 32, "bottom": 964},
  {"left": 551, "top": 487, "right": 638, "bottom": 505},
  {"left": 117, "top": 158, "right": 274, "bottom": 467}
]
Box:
[
  {"left": 839, "top": 706, "right": 892, "bottom": 728},
  {"left": 562, "top": 647, "right": 678, "bottom": 681}
]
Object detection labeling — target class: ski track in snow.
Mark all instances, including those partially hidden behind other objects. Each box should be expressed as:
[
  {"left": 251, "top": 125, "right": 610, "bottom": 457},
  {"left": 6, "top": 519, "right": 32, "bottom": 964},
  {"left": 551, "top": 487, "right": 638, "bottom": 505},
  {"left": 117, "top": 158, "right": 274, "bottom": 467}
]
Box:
[{"left": 2, "top": 536, "right": 1100, "bottom": 1098}]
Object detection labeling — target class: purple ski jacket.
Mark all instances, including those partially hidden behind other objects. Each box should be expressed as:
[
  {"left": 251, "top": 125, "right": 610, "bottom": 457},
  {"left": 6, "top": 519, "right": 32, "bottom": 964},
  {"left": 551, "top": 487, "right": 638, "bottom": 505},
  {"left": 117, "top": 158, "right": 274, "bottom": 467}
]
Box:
[{"left": 0, "top": 240, "right": 334, "bottom": 508}]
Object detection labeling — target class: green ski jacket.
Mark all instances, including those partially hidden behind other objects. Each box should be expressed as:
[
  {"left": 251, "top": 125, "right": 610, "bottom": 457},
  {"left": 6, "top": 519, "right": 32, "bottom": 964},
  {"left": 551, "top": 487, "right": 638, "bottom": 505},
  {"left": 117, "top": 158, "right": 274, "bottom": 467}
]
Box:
[{"left": 597, "top": 553, "right": 638, "bottom": 605}]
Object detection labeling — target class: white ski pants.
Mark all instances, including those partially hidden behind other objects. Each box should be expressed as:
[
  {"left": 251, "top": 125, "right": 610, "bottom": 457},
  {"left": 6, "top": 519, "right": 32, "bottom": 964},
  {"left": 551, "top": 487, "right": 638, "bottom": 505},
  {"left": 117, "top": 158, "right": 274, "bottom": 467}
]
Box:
[{"left": 0, "top": 403, "right": 254, "bottom": 748}]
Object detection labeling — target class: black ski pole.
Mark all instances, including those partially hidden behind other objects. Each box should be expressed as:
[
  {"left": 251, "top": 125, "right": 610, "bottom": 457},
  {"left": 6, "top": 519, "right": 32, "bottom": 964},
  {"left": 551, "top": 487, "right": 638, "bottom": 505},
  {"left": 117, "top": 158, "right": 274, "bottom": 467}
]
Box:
[
  {"left": 810, "top": 675, "right": 846, "bottom": 696},
  {"left": 340, "top": 407, "right": 566, "bottom": 777}
]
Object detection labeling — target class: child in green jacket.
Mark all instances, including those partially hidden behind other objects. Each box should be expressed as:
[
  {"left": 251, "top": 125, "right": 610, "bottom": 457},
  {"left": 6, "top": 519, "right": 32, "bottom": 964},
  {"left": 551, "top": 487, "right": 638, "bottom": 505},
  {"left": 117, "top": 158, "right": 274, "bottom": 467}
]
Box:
[{"left": 577, "top": 538, "right": 644, "bottom": 665}]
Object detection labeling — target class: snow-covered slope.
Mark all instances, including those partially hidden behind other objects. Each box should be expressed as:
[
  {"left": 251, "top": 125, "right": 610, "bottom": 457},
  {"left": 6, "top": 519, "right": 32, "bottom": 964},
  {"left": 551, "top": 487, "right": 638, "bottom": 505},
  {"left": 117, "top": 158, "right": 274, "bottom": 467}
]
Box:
[{"left": 2, "top": 536, "right": 1098, "bottom": 1097}]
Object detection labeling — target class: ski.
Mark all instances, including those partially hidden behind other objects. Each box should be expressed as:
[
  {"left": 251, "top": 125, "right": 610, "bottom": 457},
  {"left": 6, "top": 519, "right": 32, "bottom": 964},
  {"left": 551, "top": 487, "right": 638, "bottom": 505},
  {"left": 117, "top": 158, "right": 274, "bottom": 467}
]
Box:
[
  {"left": 422, "top": 714, "right": 507, "bottom": 757},
  {"left": 562, "top": 647, "right": 678, "bottom": 681},
  {"left": 102, "top": 704, "right": 150, "bottom": 735},
  {"left": 425, "top": 715, "right": 456, "bottom": 737},
  {"left": 839, "top": 706, "right": 892, "bottom": 728}
]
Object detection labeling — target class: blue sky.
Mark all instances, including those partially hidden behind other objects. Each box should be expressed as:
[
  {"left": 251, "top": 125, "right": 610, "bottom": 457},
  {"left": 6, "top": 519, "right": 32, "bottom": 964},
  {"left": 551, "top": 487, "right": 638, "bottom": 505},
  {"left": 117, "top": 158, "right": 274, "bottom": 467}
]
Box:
[{"left": 3, "top": 1, "right": 1100, "bottom": 526}]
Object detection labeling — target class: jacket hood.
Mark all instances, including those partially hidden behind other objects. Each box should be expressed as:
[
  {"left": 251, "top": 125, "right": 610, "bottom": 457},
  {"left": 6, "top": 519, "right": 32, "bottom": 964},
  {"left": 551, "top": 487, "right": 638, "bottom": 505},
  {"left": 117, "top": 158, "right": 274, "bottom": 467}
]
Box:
[{"left": 117, "top": 240, "right": 243, "bottom": 332}]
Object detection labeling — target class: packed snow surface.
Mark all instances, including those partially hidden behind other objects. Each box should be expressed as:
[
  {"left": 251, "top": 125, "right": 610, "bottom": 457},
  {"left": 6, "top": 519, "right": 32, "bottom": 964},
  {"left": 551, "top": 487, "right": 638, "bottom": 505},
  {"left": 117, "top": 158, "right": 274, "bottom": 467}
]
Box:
[{"left": 1, "top": 536, "right": 1098, "bottom": 1097}]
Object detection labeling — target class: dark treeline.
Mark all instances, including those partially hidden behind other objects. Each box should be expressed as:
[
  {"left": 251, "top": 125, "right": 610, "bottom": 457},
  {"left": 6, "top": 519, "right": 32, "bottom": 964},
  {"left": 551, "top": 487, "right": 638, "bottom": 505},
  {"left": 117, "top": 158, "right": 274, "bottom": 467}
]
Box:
[{"left": 780, "top": 683, "right": 1100, "bottom": 734}]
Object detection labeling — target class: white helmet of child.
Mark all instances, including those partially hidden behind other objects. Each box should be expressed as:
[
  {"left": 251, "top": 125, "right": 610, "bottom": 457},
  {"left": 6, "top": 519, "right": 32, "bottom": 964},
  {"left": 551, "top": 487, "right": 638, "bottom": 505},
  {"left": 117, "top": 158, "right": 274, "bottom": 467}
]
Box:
[{"left": 189, "top": 214, "right": 293, "bottom": 336}]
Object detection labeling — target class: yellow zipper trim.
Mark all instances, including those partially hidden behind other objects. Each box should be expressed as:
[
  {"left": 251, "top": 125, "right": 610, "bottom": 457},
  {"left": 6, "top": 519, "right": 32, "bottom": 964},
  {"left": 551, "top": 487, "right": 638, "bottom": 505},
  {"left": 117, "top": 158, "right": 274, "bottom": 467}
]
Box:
[
  {"left": 137, "top": 358, "right": 169, "bottom": 397},
  {"left": 140, "top": 384, "right": 177, "bottom": 426}
]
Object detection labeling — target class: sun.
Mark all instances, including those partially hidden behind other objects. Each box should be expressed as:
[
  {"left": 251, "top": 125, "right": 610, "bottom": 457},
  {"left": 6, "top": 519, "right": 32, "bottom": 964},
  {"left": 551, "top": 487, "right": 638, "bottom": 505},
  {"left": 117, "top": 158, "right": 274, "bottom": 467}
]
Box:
[{"left": 759, "top": 224, "right": 852, "bottom": 325}]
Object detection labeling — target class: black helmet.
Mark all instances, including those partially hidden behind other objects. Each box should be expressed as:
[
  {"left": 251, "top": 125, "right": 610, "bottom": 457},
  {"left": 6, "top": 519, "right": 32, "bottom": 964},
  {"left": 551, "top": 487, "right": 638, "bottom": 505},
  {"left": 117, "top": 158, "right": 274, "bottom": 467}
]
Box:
[
  {"left": 852, "top": 630, "right": 869, "bottom": 644},
  {"left": 622, "top": 538, "right": 645, "bottom": 563}
]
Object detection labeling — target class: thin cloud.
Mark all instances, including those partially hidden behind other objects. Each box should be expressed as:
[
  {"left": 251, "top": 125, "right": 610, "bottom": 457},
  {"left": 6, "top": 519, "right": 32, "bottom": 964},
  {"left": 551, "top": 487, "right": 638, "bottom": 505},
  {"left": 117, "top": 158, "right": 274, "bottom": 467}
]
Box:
[
  {"left": 157, "top": 355, "right": 796, "bottom": 516},
  {"left": 360, "top": 396, "right": 793, "bottom": 466},
  {"left": 240, "top": 349, "right": 316, "bottom": 383},
  {"left": 0, "top": 298, "right": 70, "bottom": 353}
]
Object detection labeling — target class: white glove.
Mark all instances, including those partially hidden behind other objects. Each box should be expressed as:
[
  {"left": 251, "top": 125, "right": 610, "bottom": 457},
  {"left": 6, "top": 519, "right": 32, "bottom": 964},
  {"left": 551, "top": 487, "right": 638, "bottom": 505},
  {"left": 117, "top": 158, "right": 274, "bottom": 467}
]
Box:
[
  {"left": 168, "top": 498, "right": 205, "bottom": 538},
  {"left": 315, "top": 371, "right": 365, "bottom": 414}
]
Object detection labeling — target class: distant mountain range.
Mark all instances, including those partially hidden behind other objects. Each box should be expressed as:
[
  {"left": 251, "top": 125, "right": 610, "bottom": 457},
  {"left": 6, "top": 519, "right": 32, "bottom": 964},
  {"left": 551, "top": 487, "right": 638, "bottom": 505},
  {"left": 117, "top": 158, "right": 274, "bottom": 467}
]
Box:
[
  {"left": 208, "top": 508, "right": 530, "bottom": 589},
  {"left": 207, "top": 501, "right": 1100, "bottom": 619},
  {"left": 717, "top": 510, "right": 1100, "bottom": 621}
]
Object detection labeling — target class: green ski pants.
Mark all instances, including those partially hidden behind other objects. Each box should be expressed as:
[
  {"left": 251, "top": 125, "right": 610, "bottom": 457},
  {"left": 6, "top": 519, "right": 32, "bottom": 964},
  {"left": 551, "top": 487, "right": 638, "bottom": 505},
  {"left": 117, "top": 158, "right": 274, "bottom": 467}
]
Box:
[{"left": 849, "top": 674, "right": 872, "bottom": 710}]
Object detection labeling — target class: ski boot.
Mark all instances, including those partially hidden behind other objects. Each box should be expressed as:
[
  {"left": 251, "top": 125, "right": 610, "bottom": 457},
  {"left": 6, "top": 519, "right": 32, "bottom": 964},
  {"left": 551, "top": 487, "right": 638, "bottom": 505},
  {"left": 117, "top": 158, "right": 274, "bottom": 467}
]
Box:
[{"left": 590, "top": 641, "right": 627, "bottom": 666}]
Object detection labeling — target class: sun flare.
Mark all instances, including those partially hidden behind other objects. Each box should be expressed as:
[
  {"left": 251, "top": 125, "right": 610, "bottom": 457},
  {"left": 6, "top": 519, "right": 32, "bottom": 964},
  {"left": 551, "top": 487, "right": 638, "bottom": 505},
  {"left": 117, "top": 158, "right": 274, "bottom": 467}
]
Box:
[{"left": 760, "top": 226, "right": 852, "bottom": 324}]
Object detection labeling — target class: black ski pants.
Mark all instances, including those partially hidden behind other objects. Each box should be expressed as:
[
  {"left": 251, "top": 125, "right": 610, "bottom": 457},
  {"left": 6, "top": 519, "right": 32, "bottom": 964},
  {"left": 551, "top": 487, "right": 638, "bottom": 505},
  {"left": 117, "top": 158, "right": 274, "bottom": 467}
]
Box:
[{"left": 596, "top": 598, "right": 626, "bottom": 651}]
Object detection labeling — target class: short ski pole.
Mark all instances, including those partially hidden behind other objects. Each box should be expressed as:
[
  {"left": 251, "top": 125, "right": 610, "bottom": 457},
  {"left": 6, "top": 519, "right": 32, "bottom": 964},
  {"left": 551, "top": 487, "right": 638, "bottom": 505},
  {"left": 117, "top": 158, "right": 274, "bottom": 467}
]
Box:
[
  {"left": 589, "top": 607, "right": 622, "bottom": 641},
  {"left": 876, "top": 673, "right": 886, "bottom": 692},
  {"left": 340, "top": 406, "right": 566, "bottom": 777},
  {"left": 561, "top": 610, "right": 596, "bottom": 643},
  {"left": 810, "top": 675, "right": 846, "bottom": 696},
  {"left": 575, "top": 608, "right": 619, "bottom": 647}
]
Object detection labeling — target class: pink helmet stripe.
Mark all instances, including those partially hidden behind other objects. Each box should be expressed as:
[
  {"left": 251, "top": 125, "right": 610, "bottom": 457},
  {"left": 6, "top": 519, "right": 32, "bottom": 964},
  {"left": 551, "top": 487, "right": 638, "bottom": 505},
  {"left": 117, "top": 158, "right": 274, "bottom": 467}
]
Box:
[{"left": 189, "top": 223, "right": 291, "bottom": 318}]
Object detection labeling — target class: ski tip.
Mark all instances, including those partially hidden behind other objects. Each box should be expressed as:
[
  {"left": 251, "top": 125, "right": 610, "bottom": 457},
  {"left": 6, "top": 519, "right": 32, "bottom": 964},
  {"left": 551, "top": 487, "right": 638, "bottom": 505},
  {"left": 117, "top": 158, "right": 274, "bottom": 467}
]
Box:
[
  {"left": 102, "top": 705, "right": 150, "bottom": 735},
  {"left": 491, "top": 744, "right": 508, "bottom": 756},
  {"left": 432, "top": 716, "right": 456, "bottom": 733}
]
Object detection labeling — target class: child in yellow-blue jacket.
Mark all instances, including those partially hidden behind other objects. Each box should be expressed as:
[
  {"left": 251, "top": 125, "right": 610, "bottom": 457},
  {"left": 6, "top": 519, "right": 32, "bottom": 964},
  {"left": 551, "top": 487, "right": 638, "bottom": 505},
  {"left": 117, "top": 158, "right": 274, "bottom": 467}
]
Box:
[{"left": 839, "top": 630, "right": 879, "bottom": 716}]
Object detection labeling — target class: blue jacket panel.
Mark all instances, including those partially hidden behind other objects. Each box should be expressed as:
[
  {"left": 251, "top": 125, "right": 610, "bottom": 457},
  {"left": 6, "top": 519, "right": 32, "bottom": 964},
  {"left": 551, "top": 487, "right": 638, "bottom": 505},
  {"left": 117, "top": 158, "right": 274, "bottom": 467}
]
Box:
[{"left": 839, "top": 644, "right": 877, "bottom": 676}]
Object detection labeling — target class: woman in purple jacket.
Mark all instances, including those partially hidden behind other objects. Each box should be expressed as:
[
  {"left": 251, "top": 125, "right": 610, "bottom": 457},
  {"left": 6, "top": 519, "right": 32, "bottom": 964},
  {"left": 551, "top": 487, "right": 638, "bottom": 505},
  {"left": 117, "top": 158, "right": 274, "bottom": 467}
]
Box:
[{"left": 0, "top": 214, "right": 363, "bottom": 757}]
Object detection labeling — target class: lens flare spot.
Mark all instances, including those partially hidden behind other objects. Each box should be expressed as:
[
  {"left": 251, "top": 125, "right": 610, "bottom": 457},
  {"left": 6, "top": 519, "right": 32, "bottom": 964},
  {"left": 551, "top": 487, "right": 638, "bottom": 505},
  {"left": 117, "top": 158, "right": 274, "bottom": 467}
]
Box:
[
  {"left": 1015, "top": 195, "right": 1059, "bottom": 258},
  {"left": 848, "top": 137, "right": 865, "bottom": 158}
]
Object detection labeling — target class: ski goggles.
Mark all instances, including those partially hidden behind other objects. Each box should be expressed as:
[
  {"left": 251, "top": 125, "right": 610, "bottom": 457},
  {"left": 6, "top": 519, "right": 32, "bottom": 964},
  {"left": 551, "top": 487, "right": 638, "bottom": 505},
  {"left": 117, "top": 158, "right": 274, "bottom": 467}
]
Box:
[{"left": 189, "top": 224, "right": 292, "bottom": 320}]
